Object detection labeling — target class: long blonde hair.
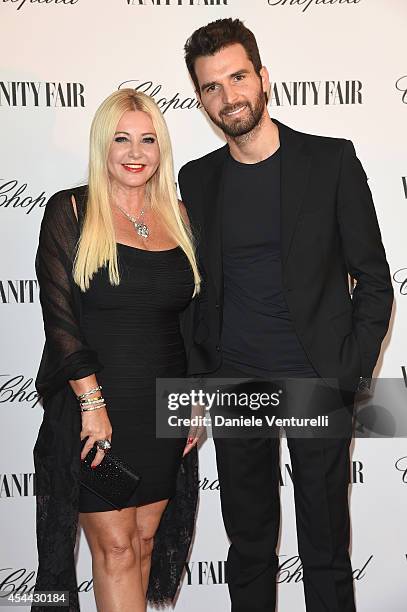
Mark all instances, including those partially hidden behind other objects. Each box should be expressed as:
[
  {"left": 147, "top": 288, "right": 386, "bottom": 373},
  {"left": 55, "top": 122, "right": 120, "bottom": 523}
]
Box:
[{"left": 73, "top": 89, "right": 200, "bottom": 295}]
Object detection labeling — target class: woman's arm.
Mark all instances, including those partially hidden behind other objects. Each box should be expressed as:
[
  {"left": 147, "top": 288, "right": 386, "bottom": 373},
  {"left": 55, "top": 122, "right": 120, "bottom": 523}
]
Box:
[
  {"left": 36, "top": 189, "right": 102, "bottom": 395},
  {"left": 36, "top": 189, "right": 110, "bottom": 465}
]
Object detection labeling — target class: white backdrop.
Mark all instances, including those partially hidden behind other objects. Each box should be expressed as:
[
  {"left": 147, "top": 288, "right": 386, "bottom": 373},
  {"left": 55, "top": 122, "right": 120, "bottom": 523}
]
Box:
[{"left": 1, "top": 1, "right": 407, "bottom": 610}]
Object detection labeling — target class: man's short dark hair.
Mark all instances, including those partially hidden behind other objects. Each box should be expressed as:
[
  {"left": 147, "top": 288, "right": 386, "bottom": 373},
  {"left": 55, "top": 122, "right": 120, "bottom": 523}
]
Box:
[{"left": 184, "top": 18, "right": 263, "bottom": 93}]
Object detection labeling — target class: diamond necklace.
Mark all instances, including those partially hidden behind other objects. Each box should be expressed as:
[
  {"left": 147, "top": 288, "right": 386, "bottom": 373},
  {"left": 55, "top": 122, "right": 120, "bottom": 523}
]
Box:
[{"left": 115, "top": 203, "right": 150, "bottom": 239}]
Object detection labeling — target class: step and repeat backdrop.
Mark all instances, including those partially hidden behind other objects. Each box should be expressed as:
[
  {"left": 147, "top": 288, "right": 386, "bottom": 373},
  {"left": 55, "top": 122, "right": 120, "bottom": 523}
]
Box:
[{"left": 1, "top": 1, "right": 406, "bottom": 611}]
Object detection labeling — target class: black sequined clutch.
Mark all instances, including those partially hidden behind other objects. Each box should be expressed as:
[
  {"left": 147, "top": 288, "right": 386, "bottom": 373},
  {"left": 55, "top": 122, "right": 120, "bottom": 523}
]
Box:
[{"left": 80, "top": 442, "right": 141, "bottom": 510}]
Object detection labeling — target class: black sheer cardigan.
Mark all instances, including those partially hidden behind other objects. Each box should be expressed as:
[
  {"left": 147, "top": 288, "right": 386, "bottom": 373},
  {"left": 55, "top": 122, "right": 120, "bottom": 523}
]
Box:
[{"left": 31, "top": 185, "right": 198, "bottom": 612}]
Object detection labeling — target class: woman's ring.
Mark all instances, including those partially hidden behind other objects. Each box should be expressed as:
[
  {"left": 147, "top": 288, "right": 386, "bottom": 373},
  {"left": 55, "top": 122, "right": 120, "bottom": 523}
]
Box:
[{"left": 96, "top": 439, "right": 111, "bottom": 452}]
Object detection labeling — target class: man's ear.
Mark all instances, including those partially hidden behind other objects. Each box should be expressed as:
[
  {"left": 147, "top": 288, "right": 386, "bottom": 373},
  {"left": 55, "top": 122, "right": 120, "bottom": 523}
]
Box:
[{"left": 260, "top": 66, "right": 271, "bottom": 101}]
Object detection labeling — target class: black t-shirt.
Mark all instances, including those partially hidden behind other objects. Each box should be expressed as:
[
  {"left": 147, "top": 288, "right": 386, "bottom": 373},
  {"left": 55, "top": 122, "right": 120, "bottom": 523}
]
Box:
[{"left": 220, "top": 148, "right": 317, "bottom": 377}]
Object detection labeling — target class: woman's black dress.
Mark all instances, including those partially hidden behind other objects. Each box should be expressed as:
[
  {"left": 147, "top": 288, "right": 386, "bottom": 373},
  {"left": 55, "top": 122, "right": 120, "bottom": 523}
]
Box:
[{"left": 79, "top": 243, "right": 194, "bottom": 511}]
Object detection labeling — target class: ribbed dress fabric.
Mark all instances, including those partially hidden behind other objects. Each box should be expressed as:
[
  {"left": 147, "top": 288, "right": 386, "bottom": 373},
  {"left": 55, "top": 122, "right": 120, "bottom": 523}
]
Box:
[{"left": 78, "top": 243, "right": 194, "bottom": 511}]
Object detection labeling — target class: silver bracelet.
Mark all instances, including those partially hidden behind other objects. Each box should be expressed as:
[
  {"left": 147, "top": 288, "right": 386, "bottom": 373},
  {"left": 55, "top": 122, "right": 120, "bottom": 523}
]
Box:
[
  {"left": 77, "top": 385, "right": 102, "bottom": 400},
  {"left": 81, "top": 403, "right": 106, "bottom": 413},
  {"left": 80, "top": 398, "right": 105, "bottom": 410}
]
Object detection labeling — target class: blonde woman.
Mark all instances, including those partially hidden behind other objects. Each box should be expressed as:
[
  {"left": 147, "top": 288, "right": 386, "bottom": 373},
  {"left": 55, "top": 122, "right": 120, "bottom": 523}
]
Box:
[{"left": 32, "top": 90, "right": 201, "bottom": 612}]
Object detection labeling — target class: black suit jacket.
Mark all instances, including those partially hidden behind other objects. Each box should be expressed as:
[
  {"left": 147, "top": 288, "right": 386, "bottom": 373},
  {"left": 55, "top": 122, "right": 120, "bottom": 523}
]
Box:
[{"left": 178, "top": 119, "right": 393, "bottom": 388}]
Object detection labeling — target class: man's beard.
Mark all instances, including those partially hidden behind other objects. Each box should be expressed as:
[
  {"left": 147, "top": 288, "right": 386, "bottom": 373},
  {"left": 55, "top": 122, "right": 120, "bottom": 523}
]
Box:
[{"left": 207, "top": 87, "right": 266, "bottom": 138}]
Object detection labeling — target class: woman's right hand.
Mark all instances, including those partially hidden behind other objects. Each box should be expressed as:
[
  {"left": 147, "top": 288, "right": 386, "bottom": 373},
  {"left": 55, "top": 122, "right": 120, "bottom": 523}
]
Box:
[{"left": 80, "top": 407, "right": 112, "bottom": 467}]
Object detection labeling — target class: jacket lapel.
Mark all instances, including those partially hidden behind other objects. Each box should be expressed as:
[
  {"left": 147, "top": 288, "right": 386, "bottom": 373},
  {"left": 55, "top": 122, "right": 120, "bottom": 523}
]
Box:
[{"left": 274, "top": 119, "right": 311, "bottom": 266}]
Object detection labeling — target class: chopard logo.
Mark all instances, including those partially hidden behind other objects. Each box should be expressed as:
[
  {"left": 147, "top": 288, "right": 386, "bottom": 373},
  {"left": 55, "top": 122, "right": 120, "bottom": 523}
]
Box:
[
  {"left": 395, "top": 76, "right": 407, "bottom": 103},
  {"left": 0, "top": 281, "right": 38, "bottom": 304},
  {"left": 267, "top": 0, "right": 362, "bottom": 13},
  {"left": 277, "top": 555, "right": 372, "bottom": 582},
  {"left": 0, "top": 569, "right": 94, "bottom": 594},
  {"left": 0, "top": 81, "right": 85, "bottom": 107},
  {"left": 395, "top": 456, "right": 407, "bottom": 483},
  {"left": 393, "top": 268, "right": 407, "bottom": 295},
  {"left": 118, "top": 80, "right": 201, "bottom": 114},
  {"left": 0, "top": 180, "right": 47, "bottom": 214},
  {"left": 2, "top": 0, "right": 79, "bottom": 10},
  {"left": 199, "top": 477, "right": 219, "bottom": 491},
  {"left": 127, "top": 0, "right": 228, "bottom": 5},
  {"left": 0, "top": 375, "right": 41, "bottom": 409},
  {"left": 0, "top": 569, "right": 36, "bottom": 594},
  {"left": 270, "top": 80, "right": 362, "bottom": 106}
]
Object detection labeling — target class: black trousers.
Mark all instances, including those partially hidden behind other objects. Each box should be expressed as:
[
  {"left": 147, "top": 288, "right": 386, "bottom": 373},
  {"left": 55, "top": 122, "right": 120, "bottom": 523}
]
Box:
[{"left": 211, "top": 362, "right": 356, "bottom": 612}]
